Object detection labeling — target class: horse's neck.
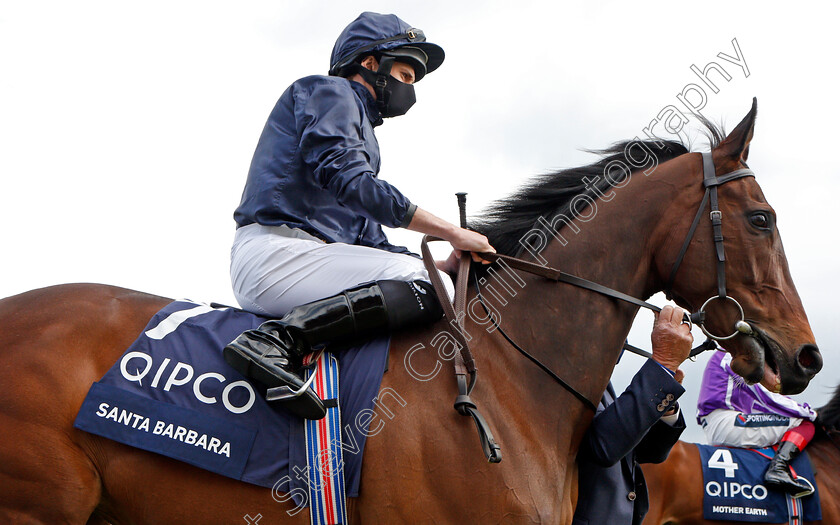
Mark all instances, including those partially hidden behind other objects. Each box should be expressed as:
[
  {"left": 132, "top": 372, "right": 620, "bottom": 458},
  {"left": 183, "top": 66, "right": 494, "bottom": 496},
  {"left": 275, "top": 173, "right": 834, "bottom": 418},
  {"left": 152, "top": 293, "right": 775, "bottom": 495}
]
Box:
[{"left": 466, "top": 156, "right": 694, "bottom": 427}]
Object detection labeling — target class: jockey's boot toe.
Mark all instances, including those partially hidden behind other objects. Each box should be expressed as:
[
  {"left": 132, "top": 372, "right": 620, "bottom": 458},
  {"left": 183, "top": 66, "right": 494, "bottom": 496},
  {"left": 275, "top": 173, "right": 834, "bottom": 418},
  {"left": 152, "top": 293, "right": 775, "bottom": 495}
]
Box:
[
  {"left": 223, "top": 328, "right": 326, "bottom": 420},
  {"left": 763, "top": 467, "right": 814, "bottom": 497}
]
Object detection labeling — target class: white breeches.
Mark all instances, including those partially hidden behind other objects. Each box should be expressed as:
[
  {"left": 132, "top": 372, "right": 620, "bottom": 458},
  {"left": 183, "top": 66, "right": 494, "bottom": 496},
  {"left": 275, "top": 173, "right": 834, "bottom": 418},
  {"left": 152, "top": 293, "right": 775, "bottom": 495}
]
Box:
[
  {"left": 700, "top": 409, "right": 802, "bottom": 448},
  {"left": 230, "top": 223, "right": 454, "bottom": 317}
]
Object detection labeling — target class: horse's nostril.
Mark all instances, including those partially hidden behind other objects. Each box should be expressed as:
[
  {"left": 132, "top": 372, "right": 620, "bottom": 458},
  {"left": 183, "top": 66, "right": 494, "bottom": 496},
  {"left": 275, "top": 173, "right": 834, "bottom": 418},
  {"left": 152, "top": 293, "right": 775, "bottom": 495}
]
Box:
[{"left": 796, "top": 344, "right": 823, "bottom": 376}]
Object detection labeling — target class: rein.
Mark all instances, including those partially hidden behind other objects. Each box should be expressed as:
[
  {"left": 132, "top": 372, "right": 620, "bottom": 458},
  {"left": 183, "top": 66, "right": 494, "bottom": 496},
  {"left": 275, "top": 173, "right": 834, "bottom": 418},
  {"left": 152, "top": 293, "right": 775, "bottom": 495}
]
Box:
[
  {"left": 419, "top": 194, "right": 502, "bottom": 464},
  {"left": 471, "top": 269, "right": 598, "bottom": 412},
  {"left": 420, "top": 152, "right": 757, "bottom": 462}
]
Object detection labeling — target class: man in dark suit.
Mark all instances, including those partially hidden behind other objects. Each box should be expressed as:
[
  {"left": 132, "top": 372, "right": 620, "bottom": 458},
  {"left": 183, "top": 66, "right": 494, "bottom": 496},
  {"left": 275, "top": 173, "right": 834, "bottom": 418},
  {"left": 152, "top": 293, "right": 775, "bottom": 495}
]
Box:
[{"left": 573, "top": 305, "right": 692, "bottom": 525}]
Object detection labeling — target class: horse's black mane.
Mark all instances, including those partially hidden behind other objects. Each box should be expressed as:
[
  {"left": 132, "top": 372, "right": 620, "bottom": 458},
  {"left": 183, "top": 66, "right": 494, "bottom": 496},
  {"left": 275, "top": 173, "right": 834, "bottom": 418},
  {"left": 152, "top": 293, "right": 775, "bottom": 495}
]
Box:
[
  {"left": 817, "top": 385, "right": 840, "bottom": 432},
  {"left": 473, "top": 119, "right": 726, "bottom": 256}
]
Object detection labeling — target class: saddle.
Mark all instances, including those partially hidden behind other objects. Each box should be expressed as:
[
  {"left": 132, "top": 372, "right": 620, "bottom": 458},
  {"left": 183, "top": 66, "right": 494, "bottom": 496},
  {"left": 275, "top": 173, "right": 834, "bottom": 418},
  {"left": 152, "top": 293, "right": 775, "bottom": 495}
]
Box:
[{"left": 74, "top": 300, "right": 390, "bottom": 503}]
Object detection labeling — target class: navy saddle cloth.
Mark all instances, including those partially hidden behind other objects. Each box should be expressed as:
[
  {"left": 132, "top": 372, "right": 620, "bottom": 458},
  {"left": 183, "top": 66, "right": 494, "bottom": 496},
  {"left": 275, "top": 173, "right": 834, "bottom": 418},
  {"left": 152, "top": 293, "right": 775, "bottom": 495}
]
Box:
[
  {"left": 73, "top": 300, "right": 389, "bottom": 504},
  {"left": 697, "top": 443, "right": 821, "bottom": 522}
]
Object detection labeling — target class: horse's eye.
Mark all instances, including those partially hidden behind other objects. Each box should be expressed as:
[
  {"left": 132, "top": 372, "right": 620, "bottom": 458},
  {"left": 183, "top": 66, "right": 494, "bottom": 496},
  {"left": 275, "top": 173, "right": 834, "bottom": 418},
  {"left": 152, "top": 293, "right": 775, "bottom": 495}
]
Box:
[{"left": 749, "top": 211, "right": 772, "bottom": 230}]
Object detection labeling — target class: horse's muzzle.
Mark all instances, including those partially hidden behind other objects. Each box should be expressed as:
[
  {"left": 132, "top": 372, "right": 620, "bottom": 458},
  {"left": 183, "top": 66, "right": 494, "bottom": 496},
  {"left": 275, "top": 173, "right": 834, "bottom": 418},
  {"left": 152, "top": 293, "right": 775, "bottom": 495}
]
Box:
[{"left": 778, "top": 343, "right": 823, "bottom": 395}]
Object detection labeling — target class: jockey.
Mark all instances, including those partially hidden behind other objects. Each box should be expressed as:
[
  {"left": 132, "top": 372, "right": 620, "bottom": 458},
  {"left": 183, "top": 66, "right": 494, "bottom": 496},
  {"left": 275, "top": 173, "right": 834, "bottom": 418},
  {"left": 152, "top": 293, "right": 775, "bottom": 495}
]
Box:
[
  {"left": 697, "top": 349, "right": 818, "bottom": 496},
  {"left": 223, "top": 12, "right": 494, "bottom": 420}
]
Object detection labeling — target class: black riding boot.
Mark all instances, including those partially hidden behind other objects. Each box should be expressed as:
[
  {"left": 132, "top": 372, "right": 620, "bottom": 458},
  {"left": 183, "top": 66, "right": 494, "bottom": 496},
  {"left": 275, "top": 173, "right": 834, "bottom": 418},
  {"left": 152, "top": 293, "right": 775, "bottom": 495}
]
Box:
[
  {"left": 223, "top": 280, "right": 442, "bottom": 419},
  {"left": 763, "top": 441, "right": 814, "bottom": 496}
]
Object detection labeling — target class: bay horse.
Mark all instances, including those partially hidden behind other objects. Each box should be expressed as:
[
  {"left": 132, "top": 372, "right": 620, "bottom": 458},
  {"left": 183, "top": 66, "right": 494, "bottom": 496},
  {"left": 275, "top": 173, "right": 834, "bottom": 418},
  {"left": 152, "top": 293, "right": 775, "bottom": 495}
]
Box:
[
  {"left": 642, "top": 388, "right": 840, "bottom": 525},
  {"left": 0, "top": 100, "right": 822, "bottom": 524}
]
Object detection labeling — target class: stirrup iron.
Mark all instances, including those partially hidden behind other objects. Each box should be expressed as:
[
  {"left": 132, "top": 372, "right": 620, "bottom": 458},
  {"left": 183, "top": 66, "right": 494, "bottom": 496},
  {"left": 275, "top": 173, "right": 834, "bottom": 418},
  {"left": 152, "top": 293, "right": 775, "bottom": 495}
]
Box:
[
  {"left": 265, "top": 368, "right": 319, "bottom": 402},
  {"left": 791, "top": 477, "right": 815, "bottom": 499}
]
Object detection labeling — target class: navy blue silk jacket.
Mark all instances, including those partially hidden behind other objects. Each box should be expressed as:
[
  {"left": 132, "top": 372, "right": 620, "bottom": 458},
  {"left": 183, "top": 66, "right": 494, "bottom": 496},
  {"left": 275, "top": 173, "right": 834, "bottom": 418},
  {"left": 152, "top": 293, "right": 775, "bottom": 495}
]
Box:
[{"left": 234, "top": 75, "right": 416, "bottom": 255}]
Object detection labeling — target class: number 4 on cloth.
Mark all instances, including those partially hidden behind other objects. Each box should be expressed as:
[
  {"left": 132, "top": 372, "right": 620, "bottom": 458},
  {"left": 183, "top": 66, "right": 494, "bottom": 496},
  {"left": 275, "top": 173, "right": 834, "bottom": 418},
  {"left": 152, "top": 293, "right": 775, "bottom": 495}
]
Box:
[{"left": 707, "top": 449, "right": 739, "bottom": 478}]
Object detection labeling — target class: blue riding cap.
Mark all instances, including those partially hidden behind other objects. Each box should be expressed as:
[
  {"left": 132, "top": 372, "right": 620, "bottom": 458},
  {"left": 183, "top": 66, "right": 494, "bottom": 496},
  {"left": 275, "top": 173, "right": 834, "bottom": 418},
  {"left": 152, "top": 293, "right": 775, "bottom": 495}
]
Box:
[{"left": 329, "top": 12, "right": 445, "bottom": 82}]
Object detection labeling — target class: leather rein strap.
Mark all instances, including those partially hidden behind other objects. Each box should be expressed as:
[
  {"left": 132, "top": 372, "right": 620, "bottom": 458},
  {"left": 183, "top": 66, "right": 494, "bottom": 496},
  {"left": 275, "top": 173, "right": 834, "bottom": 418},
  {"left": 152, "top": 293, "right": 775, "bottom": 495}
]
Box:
[
  {"left": 471, "top": 269, "right": 599, "bottom": 412},
  {"left": 473, "top": 251, "right": 717, "bottom": 360},
  {"left": 419, "top": 192, "right": 502, "bottom": 463}
]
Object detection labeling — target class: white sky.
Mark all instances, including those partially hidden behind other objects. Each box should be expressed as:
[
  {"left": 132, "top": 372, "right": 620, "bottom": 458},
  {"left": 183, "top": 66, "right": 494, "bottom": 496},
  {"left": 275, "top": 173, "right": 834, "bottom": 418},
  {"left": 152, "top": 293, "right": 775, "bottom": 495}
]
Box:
[{"left": 2, "top": 1, "right": 838, "bottom": 444}]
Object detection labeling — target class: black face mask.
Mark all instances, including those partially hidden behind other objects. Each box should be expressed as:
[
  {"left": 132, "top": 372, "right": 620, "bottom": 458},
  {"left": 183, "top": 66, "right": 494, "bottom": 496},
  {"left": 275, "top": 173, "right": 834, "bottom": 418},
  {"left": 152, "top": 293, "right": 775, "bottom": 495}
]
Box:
[
  {"left": 377, "top": 75, "right": 416, "bottom": 117},
  {"left": 359, "top": 57, "right": 416, "bottom": 118}
]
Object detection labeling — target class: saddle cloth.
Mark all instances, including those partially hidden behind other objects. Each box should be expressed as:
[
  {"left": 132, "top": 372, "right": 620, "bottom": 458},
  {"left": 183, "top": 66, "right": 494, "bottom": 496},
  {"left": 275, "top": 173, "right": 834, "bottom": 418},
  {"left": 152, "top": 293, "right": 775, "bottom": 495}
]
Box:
[
  {"left": 697, "top": 444, "right": 821, "bottom": 522},
  {"left": 73, "top": 300, "right": 390, "bottom": 506}
]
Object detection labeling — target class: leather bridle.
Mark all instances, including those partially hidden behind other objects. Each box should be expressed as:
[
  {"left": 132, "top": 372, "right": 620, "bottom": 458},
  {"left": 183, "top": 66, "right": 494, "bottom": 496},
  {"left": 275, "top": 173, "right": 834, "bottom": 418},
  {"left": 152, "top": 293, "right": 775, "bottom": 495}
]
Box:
[
  {"left": 665, "top": 151, "right": 756, "bottom": 340},
  {"left": 420, "top": 151, "right": 758, "bottom": 461}
]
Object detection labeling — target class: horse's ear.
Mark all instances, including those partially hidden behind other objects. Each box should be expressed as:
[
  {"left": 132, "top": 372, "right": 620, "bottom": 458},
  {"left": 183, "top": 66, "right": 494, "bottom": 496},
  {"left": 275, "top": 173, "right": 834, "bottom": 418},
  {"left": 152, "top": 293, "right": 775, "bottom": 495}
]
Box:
[{"left": 715, "top": 97, "right": 757, "bottom": 163}]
